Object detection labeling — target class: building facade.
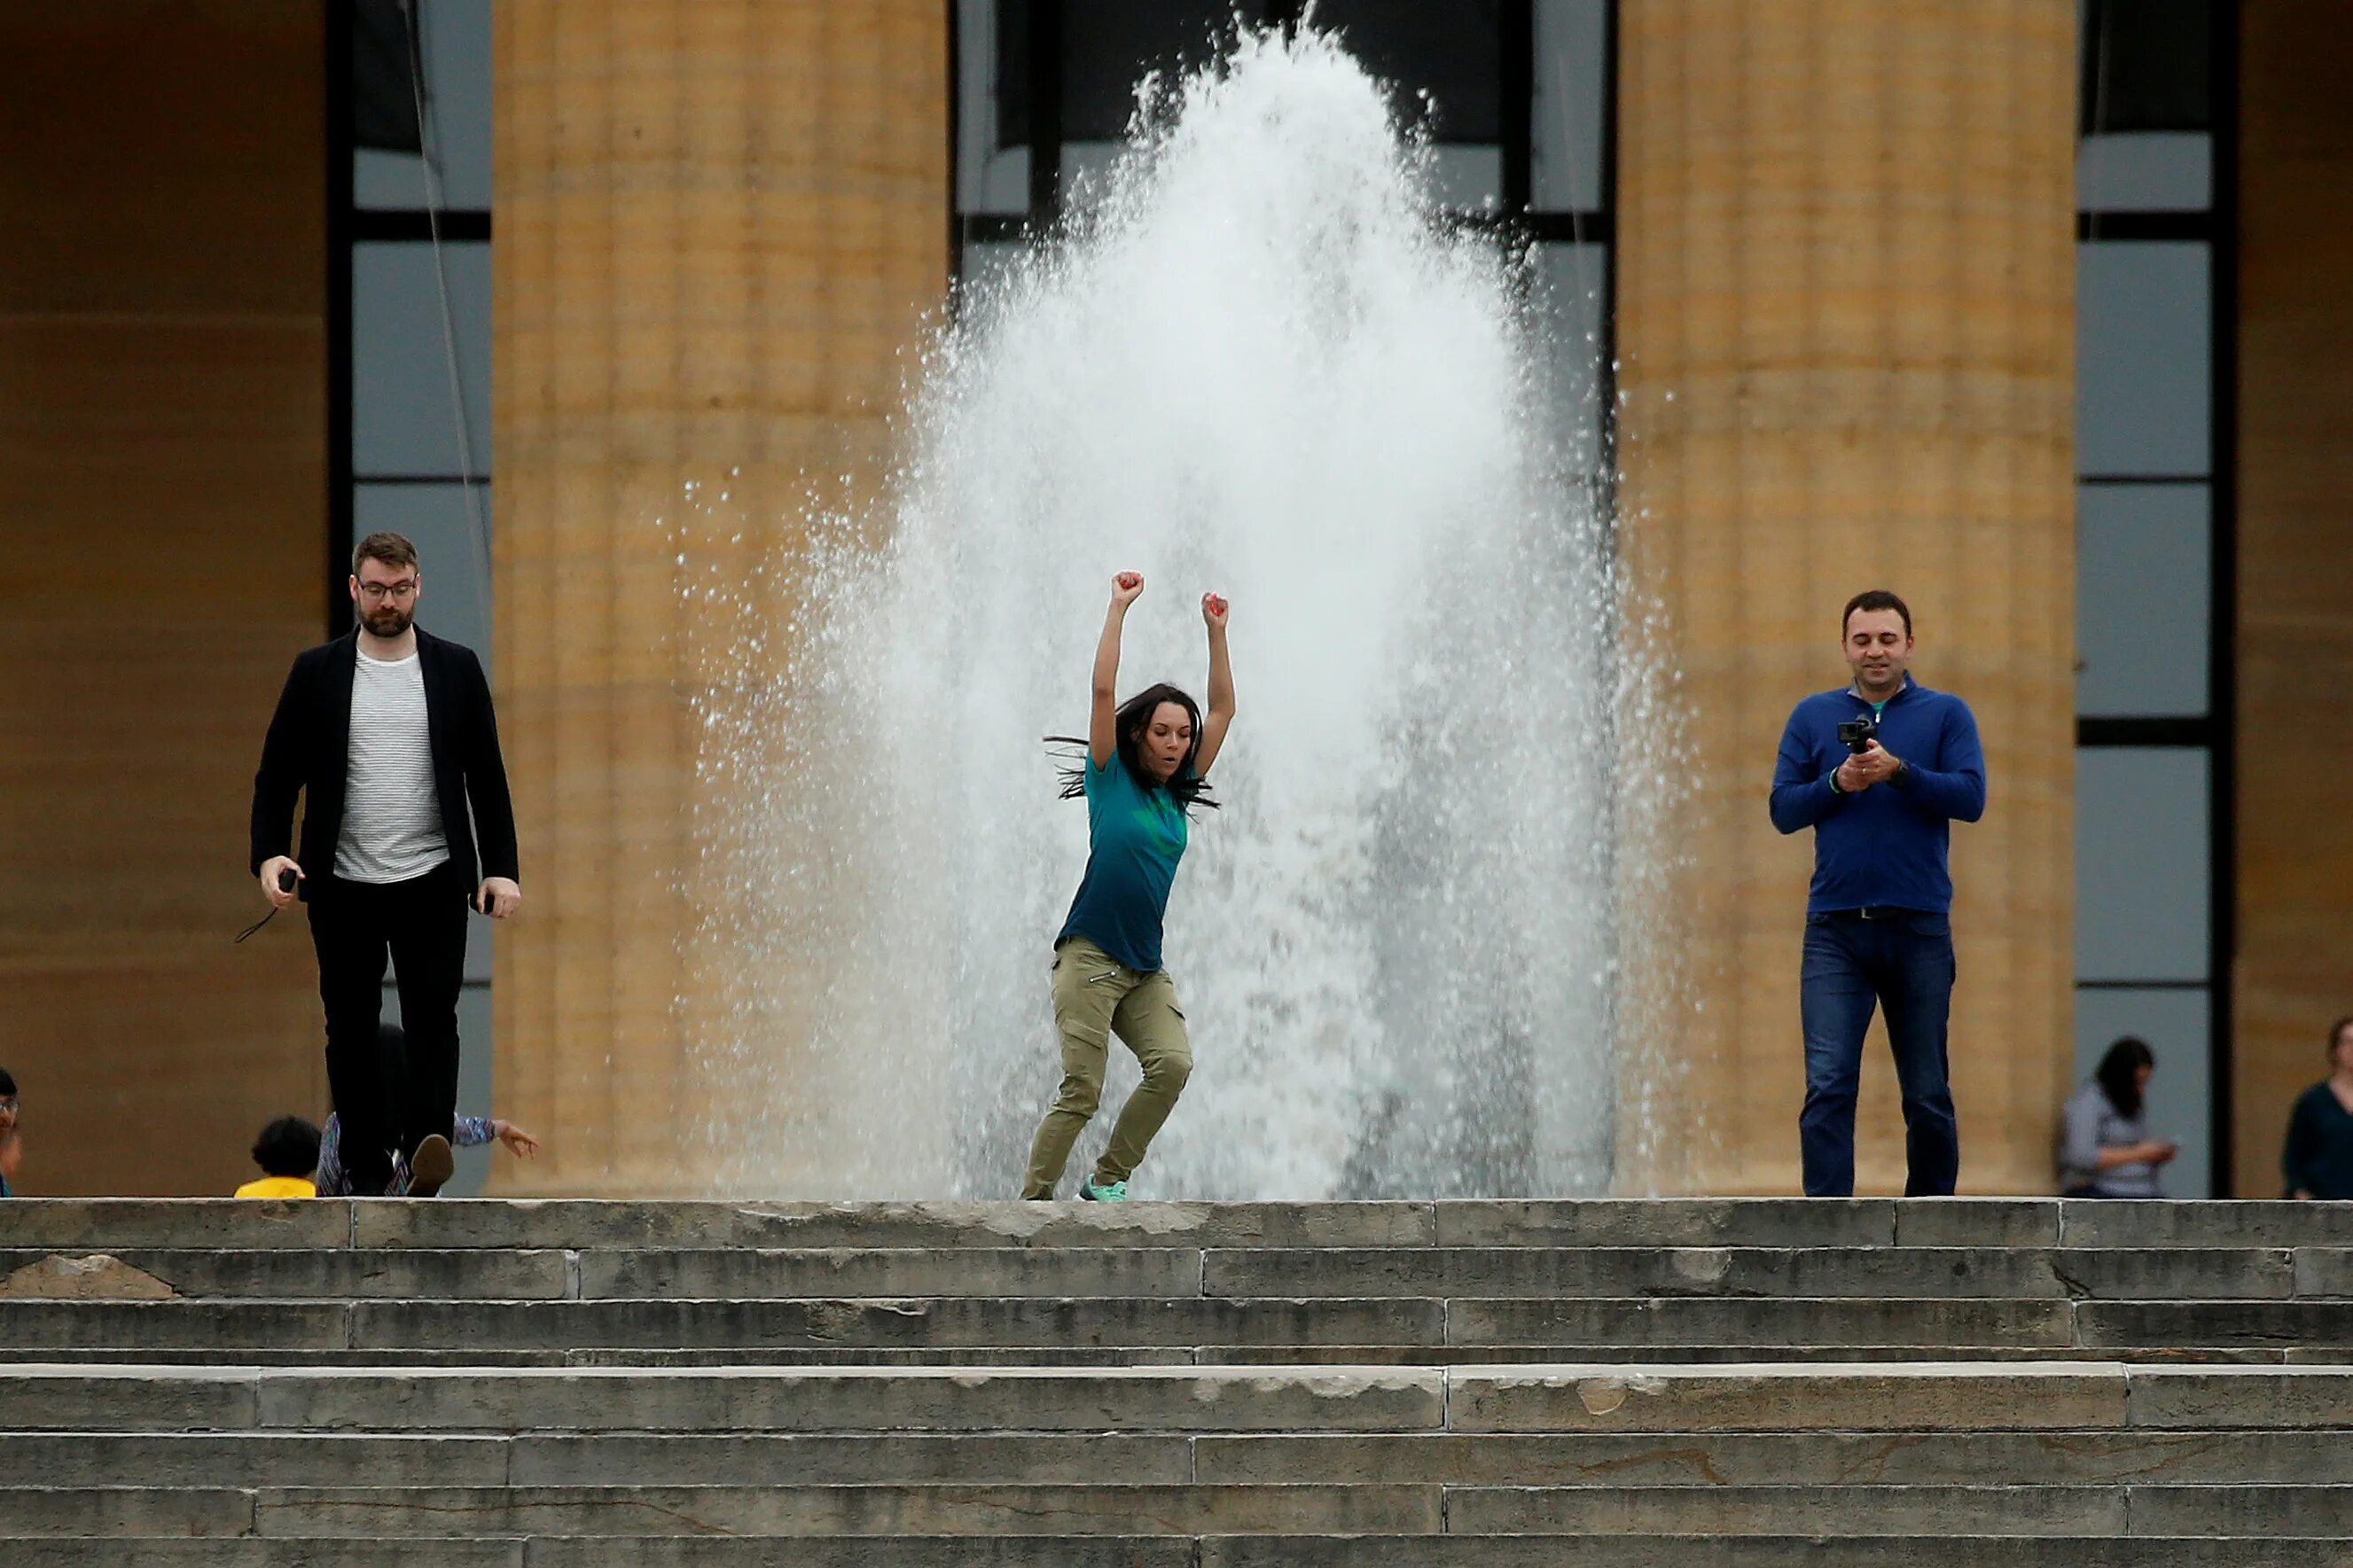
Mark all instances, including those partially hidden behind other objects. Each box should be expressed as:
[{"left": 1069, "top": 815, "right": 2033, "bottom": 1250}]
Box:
[{"left": 5, "top": 1, "right": 2341, "bottom": 1197}]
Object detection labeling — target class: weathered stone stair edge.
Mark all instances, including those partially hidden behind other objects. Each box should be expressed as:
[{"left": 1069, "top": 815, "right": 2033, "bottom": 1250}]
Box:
[
  {"left": 19, "top": 1343, "right": 2353, "bottom": 1369},
  {"left": 12, "top": 1427, "right": 2353, "bottom": 1488},
  {"left": 12, "top": 1481, "right": 2353, "bottom": 1541},
  {"left": 3, "top": 1362, "right": 2349, "bottom": 1432},
  {"left": 11, "top": 1197, "right": 2353, "bottom": 1252},
  {"left": 9, "top": 1244, "right": 2353, "bottom": 1303},
  {"left": 24, "top": 1343, "right": 2353, "bottom": 1370},
  {"left": 9, "top": 1535, "right": 2353, "bottom": 1568},
  {"left": 12, "top": 1294, "right": 2353, "bottom": 1355}
]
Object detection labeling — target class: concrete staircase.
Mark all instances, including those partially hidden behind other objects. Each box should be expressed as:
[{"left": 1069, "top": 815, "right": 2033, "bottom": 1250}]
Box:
[{"left": 4, "top": 1197, "right": 2351, "bottom": 1563}]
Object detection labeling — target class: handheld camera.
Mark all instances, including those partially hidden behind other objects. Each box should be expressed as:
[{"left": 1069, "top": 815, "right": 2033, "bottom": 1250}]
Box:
[{"left": 1836, "top": 717, "right": 1877, "bottom": 756}]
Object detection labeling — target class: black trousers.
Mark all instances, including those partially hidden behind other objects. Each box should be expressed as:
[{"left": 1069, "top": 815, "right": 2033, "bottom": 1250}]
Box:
[{"left": 306, "top": 862, "right": 469, "bottom": 1194}]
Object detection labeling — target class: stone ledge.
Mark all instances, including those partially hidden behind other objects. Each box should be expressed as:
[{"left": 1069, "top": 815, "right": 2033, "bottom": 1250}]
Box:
[{"left": 1445, "top": 1363, "right": 2132, "bottom": 1433}]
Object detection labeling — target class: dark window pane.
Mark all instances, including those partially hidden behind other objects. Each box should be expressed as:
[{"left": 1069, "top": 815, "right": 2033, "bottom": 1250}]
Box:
[
  {"left": 993, "top": 0, "right": 1031, "bottom": 148},
  {"left": 353, "top": 0, "right": 422, "bottom": 152},
  {"left": 1051, "top": 2, "right": 1273, "bottom": 144},
  {"left": 1316, "top": 0, "right": 1503, "bottom": 144},
  {"left": 2080, "top": 0, "right": 2210, "bottom": 133}
]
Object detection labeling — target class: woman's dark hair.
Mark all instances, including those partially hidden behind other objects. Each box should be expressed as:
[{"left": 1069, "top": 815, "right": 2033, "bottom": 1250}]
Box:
[
  {"left": 2095, "top": 1036, "right": 2155, "bottom": 1119},
  {"left": 0, "top": 1066, "right": 16, "bottom": 1098},
  {"left": 1047, "top": 683, "right": 1218, "bottom": 811},
  {"left": 2329, "top": 1017, "right": 2353, "bottom": 1060},
  {"left": 252, "top": 1115, "right": 322, "bottom": 1179}
]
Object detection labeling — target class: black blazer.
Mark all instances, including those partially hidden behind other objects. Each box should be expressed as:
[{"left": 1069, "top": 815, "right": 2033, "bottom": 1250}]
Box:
[{"left": 249, "top": 628, "right": 520, "bottom": 897}]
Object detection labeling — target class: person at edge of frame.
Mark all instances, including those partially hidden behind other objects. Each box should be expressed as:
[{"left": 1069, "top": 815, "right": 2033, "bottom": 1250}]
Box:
[{"left": 2284, "top": 1015, "right": 2353, "bottom": 1201}]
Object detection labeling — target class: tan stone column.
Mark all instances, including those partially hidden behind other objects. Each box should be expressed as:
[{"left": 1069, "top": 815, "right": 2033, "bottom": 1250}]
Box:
[
  {"left": 1613, "top": 0, "right": 2077, "bottom": 1195},
  {"left": 491, "top": 3, "right": 947, "bottom": 1193}
]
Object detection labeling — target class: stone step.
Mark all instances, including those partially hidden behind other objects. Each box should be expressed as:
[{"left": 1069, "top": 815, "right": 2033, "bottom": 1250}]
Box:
[
  {"left": 12, "top": 1294, "right": 2353, "bottom": 1353},
  {"left": 0, "top": 1248, "right": 577, "bottom": 1300},
  {"left": 0, "top": 1431, "right": 1192, "bottom": 1488},
  {"left": 1194, "top": 1541, "right": 2353, "bottom": 1567},
  {"left": 0, "top": 1199, "right": 2336, "bottom": 1564},
  {"left": 9, "top": 1481, "right": 2353, "bottom": 1539},
  {"left": 1192, "top": 1428, "right": 2353, "bottom": 1486},
  {"left": 0, "top": 1541, "right": 1192, "bottom": 1568},
  {"left": 8, "top": 1535, "right": 2348, "bottom": 1567},
  {"left": 10, "top": 1244, "right": 2336, "bottom": 1303},
  {"left": 5, "top": 1546, "right": 530, "bottom": 1568},
  {"left": 0, "top": 1345, "right": 1202, "bottom": 1369},
  {"left": 4, "top": 1362, "right": 2345, "bottom": 1435},
  {"left": 15, "top": 1425, "right": 2343, "bottom": 1490},
  {"left": 1446, "top": 1362, "right": 2353, "bottom": 1432},
  {"left": 14, "top": 1341, "right": 2349, "bottom": 1370},
  {"left": 1201, "top": 1246, "right": 2325, "bottom": 1300},
  {"left": 12, "top": 1197, "right": 2353, "bottom": 1254},
  {"left": 0, "top": 1296, "right": 1445, "bottom": 1351},
  {"left": 1449, "top": 1482, "right": 2353, "bottom": 1535},
  {"left": 1169, "top": 1343, "right": 2352, "bottom": 1366},
  {"left": 1447, "top": 1297, "right": 2353, "bottom": 1351},
  {"left": 0, "top": 1483, "right": 1445, "bottom": 1539},
  {"left": 2, "top": 1246, "right": 1216, "bottom": 1301},
  {"left": 0, "top": 1363, "right": 1450, "bottom": 1433}
]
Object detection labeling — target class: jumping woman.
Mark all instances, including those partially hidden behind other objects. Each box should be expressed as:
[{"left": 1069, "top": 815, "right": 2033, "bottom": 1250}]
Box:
[{"left": 1023, "top": 570, "right": 1235, "bottom": 1202}]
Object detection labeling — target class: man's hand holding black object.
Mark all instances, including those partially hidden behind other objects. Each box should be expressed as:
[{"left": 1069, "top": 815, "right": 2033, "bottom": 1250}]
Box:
[
  {"left": 1839, "top": 740, "right": 1903, "bottom": 793},
  {"left": 475, "top": 877, "right": 522, "bottom": 919},
  {"left": 259, "top": 856, "right": 303, "bottom": 909}
]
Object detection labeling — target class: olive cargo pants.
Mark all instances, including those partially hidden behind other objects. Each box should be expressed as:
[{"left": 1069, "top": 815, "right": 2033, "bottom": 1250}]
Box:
[{"left": 1022, "top": 936, "right": 1193, "bottom": 1197}]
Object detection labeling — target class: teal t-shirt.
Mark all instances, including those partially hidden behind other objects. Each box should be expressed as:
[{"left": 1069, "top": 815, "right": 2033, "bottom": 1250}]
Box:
[{"left": 1056, "top": 752, "right": 1190, "bottom": 973}]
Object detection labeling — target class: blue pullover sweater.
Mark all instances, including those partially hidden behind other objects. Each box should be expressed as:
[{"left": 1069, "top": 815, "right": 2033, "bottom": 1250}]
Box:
[{"left": 1769, "top": 675, "right": 1987, "bottom": 914}]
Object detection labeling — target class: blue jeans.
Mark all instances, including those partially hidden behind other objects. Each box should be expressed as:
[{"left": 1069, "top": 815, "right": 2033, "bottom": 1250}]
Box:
[{"left": 1799, "top": 909, "right": 1958, "bottom": 1197}]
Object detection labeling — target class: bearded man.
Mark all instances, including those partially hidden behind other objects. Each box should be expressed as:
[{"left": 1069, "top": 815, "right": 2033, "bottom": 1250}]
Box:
[{"left": 250, "top": 531, "right": 520, "bottom": 1197}]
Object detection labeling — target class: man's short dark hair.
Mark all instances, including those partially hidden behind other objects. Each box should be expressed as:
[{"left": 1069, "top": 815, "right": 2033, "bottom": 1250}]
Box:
[
  {"left": 353, "top": 531, "right": 418, "bottom": 575},
  {"left": 1842, "top": 589, "right": 1912, "bottom": 638},
  {"left": 0, "top": 1066, "right": 16, "bottom": 1097},
  {"left": 252, "top": 1116, "right": 322, "bottom": 1178}
]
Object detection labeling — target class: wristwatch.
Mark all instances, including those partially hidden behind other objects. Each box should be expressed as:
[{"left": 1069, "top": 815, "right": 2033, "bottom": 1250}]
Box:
[{"left": 1890, "top": 761, "right": 1912, "bottom": 787}]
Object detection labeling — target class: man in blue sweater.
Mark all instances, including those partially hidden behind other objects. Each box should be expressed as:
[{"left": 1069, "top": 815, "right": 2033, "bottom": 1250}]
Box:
[{"left": 1770, "top": 589, "right": 1987, "bottom": 1197}]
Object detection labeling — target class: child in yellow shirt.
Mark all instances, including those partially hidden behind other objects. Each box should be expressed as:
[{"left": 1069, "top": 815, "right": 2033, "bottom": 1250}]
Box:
[{"left": 234, "top": 1115, "right": 321, "bottom": 1198}]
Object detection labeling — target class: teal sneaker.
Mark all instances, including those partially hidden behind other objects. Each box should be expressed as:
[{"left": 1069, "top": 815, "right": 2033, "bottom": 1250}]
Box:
[{"left": 1078, "top": 1178, "right": 1129, "bottom": 1203}]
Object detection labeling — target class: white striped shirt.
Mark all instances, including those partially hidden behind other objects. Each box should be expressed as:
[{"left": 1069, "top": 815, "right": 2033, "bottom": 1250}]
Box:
[{"left": 333, "top": 647, "right": 449, "bottom": 883}]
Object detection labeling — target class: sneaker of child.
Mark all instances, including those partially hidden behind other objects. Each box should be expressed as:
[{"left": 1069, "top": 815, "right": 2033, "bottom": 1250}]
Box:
[{"left": 236, "top": 1116, "right": 322, "bottom": 1198}]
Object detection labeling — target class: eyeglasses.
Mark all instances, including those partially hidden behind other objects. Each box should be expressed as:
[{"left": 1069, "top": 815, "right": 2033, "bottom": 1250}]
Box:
[
  {"left": 357, "top": 581, "right": 418, "bottom": 602},
  {"left": 0, "top": 1096, "right": 19, "bottom": 1113}
]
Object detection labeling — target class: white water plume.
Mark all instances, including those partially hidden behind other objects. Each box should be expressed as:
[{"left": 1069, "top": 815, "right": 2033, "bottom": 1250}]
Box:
[{"left": 672, "top": 24, "right": 1676, "bottom": 1198}]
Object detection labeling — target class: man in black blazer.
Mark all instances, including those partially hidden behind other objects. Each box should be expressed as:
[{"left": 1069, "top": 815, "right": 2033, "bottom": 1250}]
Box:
[{"left": 250, "top": 531, "right": 520, "bottom": 1197}]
